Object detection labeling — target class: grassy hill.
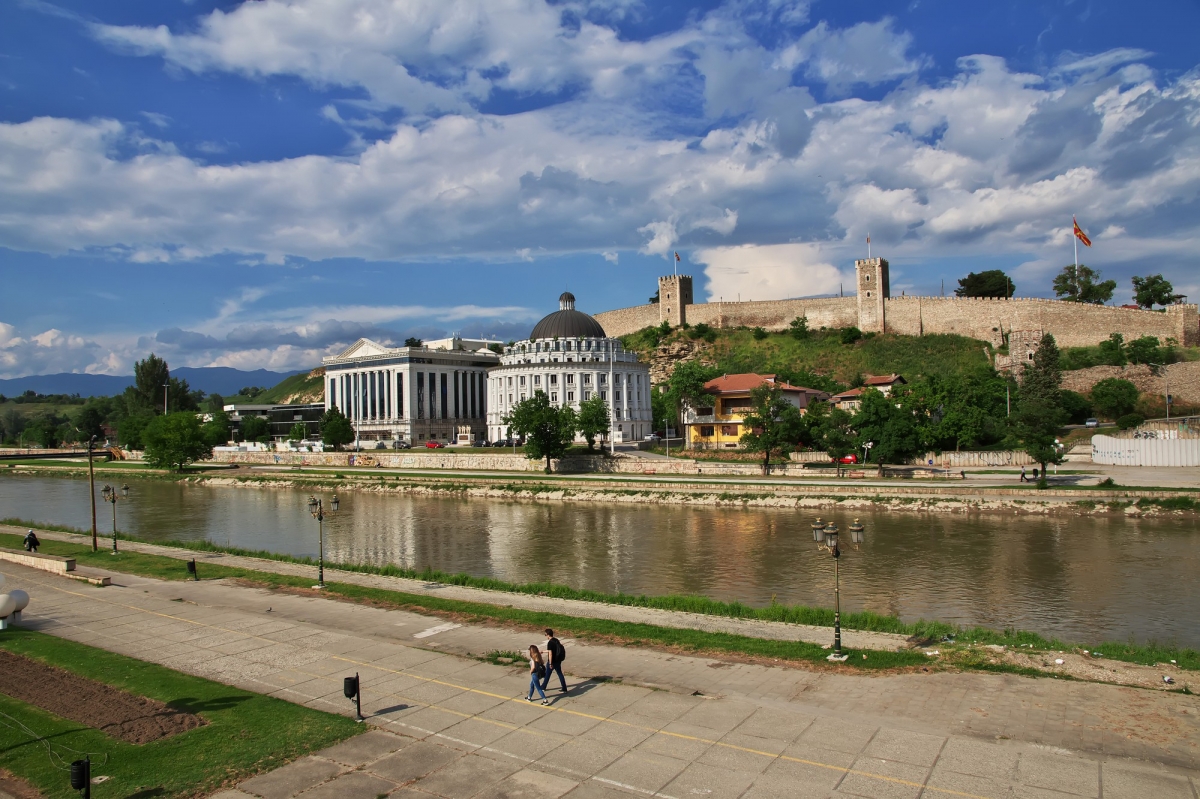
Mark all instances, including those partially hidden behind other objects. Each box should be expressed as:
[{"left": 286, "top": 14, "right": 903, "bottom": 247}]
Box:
[
  {"left": 253, "top": 368, "right": 325, "bottom": 404},
  {"left": 623, "top": 326, "right": 994, "bottom": 389}
]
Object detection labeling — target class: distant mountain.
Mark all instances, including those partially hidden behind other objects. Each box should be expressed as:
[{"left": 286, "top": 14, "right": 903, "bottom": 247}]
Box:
[{"left": 0, "top": 367, "right": 306, "bottom": 398}]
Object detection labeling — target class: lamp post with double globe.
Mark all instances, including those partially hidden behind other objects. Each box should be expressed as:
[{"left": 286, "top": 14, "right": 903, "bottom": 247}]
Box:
[
  {"left": 99, "top": 483, "right": 129, "bottom": 554},
  {"left": 307, "top": 494, "right": 339, "bottom": 588},
  {"left": 811, "top": 517, "right": 866, "bottom": 661}
]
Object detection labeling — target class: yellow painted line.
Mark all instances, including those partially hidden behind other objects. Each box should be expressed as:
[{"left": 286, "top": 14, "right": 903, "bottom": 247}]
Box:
[{"left": 5, "top": 567, "right": 997, "bottom": 799}]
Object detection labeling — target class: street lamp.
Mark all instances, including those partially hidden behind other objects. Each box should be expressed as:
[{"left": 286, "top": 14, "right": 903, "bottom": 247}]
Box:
[
  {"left": 814, "top": 517, "right": 866, "bottom": 661},
  {"left": 100, "top": 483, "right": 128, "bottom": 554},
  {"left": 861, "top": 440, "right": 874, "bottom": 467},
  {"left": 307, "top": 494, "right": 339, "bottom": 588}
]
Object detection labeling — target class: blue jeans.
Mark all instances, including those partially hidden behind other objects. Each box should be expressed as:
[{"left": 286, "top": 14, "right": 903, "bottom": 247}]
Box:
[
  {"left": 527, "top": 672, "right": 546, "bottom": 700},
  {"left": 540, "top": 661, "right": 567, "bottom": 692}
]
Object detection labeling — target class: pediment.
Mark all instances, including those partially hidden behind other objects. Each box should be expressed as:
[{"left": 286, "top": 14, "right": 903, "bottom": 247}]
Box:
[{"left": 335, "top": 338, "right": 390, "bottom": 359}]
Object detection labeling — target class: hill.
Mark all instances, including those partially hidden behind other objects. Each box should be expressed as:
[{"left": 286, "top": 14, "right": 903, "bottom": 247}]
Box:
[
  {"left": 0, "top": 367, "right": 305, "bottom": 398},
  {"left": 622, "top": 326, "right": 995, "bottom": 390},
  {"left": 254, "top": 368, "right": 325, "bottom": 404}
]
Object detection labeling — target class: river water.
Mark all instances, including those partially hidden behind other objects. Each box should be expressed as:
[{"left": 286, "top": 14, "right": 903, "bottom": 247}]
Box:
[{"left": 3, "top": 473, "right": 1198, "bottom": 647}]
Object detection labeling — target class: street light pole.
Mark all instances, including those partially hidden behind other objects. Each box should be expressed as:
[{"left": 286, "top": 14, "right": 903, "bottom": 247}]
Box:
[
  {"left": 308, "top": 494, "right": 339, "bottom": 588},
  {"left": 163, "top": 383, "right": 169, "bottom": 416},
  {"left": 87, "top": 435, "right": 98, "bottom": 552},
  {"left": 813, "top": 517, "right": 865, "bottom": 661}
]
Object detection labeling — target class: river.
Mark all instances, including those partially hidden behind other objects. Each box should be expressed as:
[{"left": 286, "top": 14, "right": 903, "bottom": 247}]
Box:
[{"left": 3, "top": 473, "right": 1198, "bottom": 647}]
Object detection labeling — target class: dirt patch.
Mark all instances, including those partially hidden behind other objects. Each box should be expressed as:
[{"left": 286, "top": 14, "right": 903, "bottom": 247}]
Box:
[
  {"left": 0, "top": 768, "right": 42, "bottom": 799},
  {"left": 0, "top": 650, "right": 206, "bottom": 744}
]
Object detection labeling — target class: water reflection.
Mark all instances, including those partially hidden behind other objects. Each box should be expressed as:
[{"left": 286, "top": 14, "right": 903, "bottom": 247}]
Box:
[{"left": 2, "top": 473, "right": 1198, "bottom": 647}]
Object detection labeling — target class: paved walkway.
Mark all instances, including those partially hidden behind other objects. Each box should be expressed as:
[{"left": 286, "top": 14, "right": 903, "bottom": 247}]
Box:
[{"left": 2, "top": 560, "right": 1198, "bottom": 799}]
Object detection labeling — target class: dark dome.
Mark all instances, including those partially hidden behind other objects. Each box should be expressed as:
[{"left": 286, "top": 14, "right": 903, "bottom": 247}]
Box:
[{"left": 530, "top": 308, "right": 606, "bottom": 340}]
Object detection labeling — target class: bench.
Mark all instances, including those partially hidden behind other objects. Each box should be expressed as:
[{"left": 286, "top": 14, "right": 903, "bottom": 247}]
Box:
[{"left": 0, "top": 546, "right": 75, "bottom": 575}]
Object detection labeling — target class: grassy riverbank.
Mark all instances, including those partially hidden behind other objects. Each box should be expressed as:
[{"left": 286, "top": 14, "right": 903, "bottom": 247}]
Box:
[
  {"left": 4, "top": 523, "right": 1196, "bottom": 674},
  {"left": 0, "top": 629, "right": 360, "bottom": 799}
]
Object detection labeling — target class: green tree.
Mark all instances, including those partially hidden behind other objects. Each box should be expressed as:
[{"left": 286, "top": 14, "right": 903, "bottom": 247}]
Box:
[
  {"left": 1096, "top": 333, "right": 1126, "bottom": 366},
  {"left": 506, "top": 391, "right": 578, "bottom": 473},
  {"left": 1016, "top": 333, "right": 1066, "bottom": 484},
  {"left": 1126, "top": 336, "right": 1165, "bottom": 365},
  {"left": 662, "top": 360, "right": 719, "bottom": 436},
  {"left": 118, "top": 411, "right": 154, "bottom": 449},
  {"left": 288, "top": 421, "right": 308, "bottom": 441},
  {"left": 852, "top": 389, "right": 922, "bottom": 468},
  {"left": 955, "top": 270, "right": 1015, "bottom": 298},
  {"left": 648, "top": 289, "right": 660, "bottom": 304},
  {"left": 203, "top": 411, "right": 232, "bottom": 448},
  {"left": 1090, "top": 378, "right": 1139, "bottom": 419},
  {"left": 788, "top": 316, "right": 809, "bottom": 340},
  {"left": 240, "top": 415, "right": 271, "bottom": 444},
  {"left": 738, "top": 383, "right": 803, "bottom": 475},
  {"left": 839, "top": 327, "right": 863, "bottom": 345},
  {"left": 131, "top": 353, "right": 170, "bottom": 411},
  {"left": 576, "top": 395, "right": 610, "bottom": 450},
  {"left": 320, "top": 407, "right": 355, "bottom": 450},
  {"left": 143, "top": 412, "right": 213, "bottom": 471},
  {"left": 404, "top": 337, "right": 423, "bottom": 347},
  {"left": 206, "top": 393, "right": 226, "bottom": 412},
  {"left": 1131, "top": 274, "right": 1181, "bottom": 309},
  {"left": 1052, "top": 264, "right": 1116, "bottom": 304},
  {"left": 1059, "top": 390, "right": 1093, "bottom": 425},
  {"left": 76, "top": 405, "right": 105, "bottom": 442},
  {"left": 815, "top": 405, "right": 856, "bottom": 476},
  {"left": 751, "top": 326, "right": 768, "bottom": 340}
]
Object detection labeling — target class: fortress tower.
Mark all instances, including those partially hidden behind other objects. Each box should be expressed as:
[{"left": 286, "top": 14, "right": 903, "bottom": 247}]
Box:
[
  {"left": 855, "top": 258, "right": 889, "bottom": 333},
  {"left": 659, "top": 274, "right": 693, "bottom": 327}
]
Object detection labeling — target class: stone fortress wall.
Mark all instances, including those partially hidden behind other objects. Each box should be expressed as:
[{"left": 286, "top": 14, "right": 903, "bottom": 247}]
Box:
[{"left": 592, "top": 259, "right": 1199, "bottom": 350}]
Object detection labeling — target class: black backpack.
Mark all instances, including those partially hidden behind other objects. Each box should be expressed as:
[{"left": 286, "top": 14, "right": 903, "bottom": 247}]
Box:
[{"left": 550, "top": 637, "right": 566, "bottom": 662}]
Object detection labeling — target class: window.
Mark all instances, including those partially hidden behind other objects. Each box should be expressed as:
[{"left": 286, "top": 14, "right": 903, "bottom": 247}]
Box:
[
  {"left": 721, "top": 425, "right": 738, "bottom": 436},
  {"left": 697, "top": 406, "right": 713, "bottom": 416},
  {"left": 520, "top": 393, "right": 526, "bottom": 401},
  {"left": 566, "top": 374, "right": 574, "bottom": 384},
  {"left": 566, "top": 391, "right": 574, "bottom": 402},
  {"left": 866, "top": 291, "right": 871, "bottom": 297},
  {"left": 700, "top": 426, "right": 715, "bottom": 437},
  {"left": 565, "top": 341, "right": 573, "bottom": 351},
  {"left": 599, "top": 374, "right": 607, "bottom": 385},
  {"left": 533, "top": 375, "right": 541, "bottom": 385},
  {"left": 551, "top": 392, "right": 558, "bottom": 402},
  {"left": 508, "top": 394, "right": 513, "bottom": 403},
  {"left": 600, "top": 391, "right": 607, "bottom": 401},
  {"left": 549, "top": 374, "right": 558, "bottom": 385},
  {"left": 582, "top": 374, "right": 591, "bottom": 384},
  {"left": 519, "top": 376, "right": 526, "bottom": 386},
  {"left": 865, "top": 274, "right": 871, "bottom": 281},
  {"left": 507, "top": 376, "right": 513, "bottom": 386},
  {"left": 583, "top": 390, "right": 591, "bottom": 401}
]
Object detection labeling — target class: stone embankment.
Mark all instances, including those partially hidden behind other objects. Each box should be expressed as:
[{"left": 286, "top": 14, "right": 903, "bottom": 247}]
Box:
[{"left": 1062, "top": 360, "right": 1200, "bottom": 403}]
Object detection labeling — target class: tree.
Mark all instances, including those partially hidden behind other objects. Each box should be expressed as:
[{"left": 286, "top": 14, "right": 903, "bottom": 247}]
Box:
[
  {"left": 840, "top": 327, "right": 863, "bottom": 344},
  {"left": 1090, "top": 378, "right": 1139, "bottom": 419},
  {"left": 203, "top": 411, "right": 232, "bottom": 448},
  {"left": 506, "top": 391, "right": 578, "bottom": 472},
  {"left": 404, "top": 337, "right": 423, "bottom": 347},
  {"left": 131, "top": 353, "right": 170, "bottom": 411},
  {"left": 288, "top": 421, "right": 308, "bottom": 441},
  {"left": 320, "top": 407, "right": 355, "bottom": 450},
  {"left": 852, "top": 389, "right": 921, "bottom": 469},
  {"left": 1052, "top": 264, "right": 1116, "bottom": 304},
  {"left": 144, "top": 412, "right": 212, "bottom": 471},
  {"left": 1096, "top": 333, "right": 1126, "bottom": 366},
  {"left": 662, "top": 361, "right": 719, "bottom": 435},
  {"left": 206, "top": 393, "right": 226, "bottom": 413},
  {"left": 76, "top": 405, "right": 105, "bottom": 442},
  {"left": 577, "top": 395, "right": 610, "bottom": 450},
  {"left": 1131, "top": 274, "right": 1182, "bottom": 309},
  {"left": 1016, "top": 333, "right": 1066, "bottom": 485},
  {"left": 1126, "top": 336, "right": 1166, "bottom": 365},
  {"left": 240, "top": 415, "right": 271, "bottom": 444},
  {"left": 751, "top": 326, "right": 768, "bottom": 340},
  {"left": 955, "top": 270, "right": 1015, "bottom": 298},
  {"left": 648, "top": 289, "right": 660, "bottom": 304},
  {"left": 738, "top": 383, "right": 803, "bottom": 475},
  {"left": 788, "top": 316, "right": 809, "bottom": 340},
  {"left": 119, "top": 411, "right": 154, "bottom": 449},
  {"left": 1059, "top": 390, "right": 1093, "bottom": 425}
]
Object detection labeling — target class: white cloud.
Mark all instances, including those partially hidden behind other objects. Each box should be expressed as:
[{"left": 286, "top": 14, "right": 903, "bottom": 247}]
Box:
[
  {"left": 693, "top": 242, "right": 847, "bottom": 301},
  {"left": 779, "top": 18, "right": 926, "bottom": 94}
]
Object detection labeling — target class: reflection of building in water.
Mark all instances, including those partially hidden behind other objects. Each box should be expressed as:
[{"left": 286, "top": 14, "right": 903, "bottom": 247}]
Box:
[
  {"left": 487, "top": 293, "right": 652, "bottom": 444},
  {"left": 323, "top": 337, "right": 499, "bottom": 445}
]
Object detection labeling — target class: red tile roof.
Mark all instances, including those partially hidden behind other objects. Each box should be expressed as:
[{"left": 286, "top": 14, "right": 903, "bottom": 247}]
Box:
[
  {"left": 703, "top": 373, "right": 826, "bottom": 395},
  {"left": 863, "top": 373, "right": 905, "bottom": 387},
  {"left": 831, "top": 388, "right": 866, "bottom": 401}
]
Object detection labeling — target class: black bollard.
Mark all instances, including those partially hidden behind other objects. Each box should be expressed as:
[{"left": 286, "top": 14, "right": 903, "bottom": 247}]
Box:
[
  {"left": 344, "top": 673, "right": 363, "bottom": 722},
  {"left": 186, "top": 559, "right": 198, "bottom": 581},
  {"left": 70, "top": 757, "right": 91, "bottom": 799}
]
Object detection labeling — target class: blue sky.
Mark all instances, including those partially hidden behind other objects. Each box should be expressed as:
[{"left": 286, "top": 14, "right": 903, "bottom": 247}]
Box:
[{"left": 1, "top": 0, "right": 1199, "bottom": 377}]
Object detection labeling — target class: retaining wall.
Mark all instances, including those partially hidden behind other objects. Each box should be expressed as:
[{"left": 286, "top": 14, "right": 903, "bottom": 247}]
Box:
[{"left": 1091, "top": 434, "right": 1200, "bottom": 467}]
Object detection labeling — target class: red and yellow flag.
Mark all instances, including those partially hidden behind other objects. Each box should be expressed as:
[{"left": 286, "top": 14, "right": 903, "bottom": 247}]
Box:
[{"left": 1073, "top": 217, "right": 1091, "bottom": 247}]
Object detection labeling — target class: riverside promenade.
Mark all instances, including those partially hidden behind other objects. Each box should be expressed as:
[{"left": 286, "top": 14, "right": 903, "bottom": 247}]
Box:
[{"left": 1, "top": 558, "right": 1198, "bottom": 798}]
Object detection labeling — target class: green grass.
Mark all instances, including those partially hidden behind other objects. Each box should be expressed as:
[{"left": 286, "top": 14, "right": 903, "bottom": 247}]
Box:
[
  {"left": 253, "top": 370, "right": 324, "bottom": 404},
  {"left": 0, "top": 630, "right": 361, "bottom": 799},
  {"left": 5, "top": 526, "right": 1197, "bottom": 673}
]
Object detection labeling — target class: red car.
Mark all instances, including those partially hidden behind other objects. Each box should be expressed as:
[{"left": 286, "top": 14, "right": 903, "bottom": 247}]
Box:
[
  {"left": 425, "top": 440, "right": 445, "bottom": 449},
  {"left": 836, "top": 454, "right": 858, "bottom": 464}
]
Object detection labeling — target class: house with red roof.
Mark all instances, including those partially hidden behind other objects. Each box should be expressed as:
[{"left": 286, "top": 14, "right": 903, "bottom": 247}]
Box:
[
  {"left": 683, "top": 373, "right": 829, "bottom": 450},
  {"left": 830, "top": 374, "right": 907, "bottom": 411}
]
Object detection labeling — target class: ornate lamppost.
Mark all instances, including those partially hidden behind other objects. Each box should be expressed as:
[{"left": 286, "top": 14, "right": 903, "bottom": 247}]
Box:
[
  {"left": 812, "top": 516, "right": 866, "bottom": 661},
  {"left": 100, "top": 483, "right": 129, "bottom": 554},
  {"left": 307, "top": 494, "right": 339, "bottom": 588}
]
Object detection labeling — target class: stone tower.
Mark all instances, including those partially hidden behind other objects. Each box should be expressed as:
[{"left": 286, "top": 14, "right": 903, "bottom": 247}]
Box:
[
  {"left": 855, "top": 258, "right": 889, "bottom": 333},
  {"left": 659, "top": 275, "right": 693, "bottom": 327}
]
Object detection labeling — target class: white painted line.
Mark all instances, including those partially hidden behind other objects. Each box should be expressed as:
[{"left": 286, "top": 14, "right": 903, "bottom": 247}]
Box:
[{"left": 413, "top": 622, "right": 461, "bottom": 639}]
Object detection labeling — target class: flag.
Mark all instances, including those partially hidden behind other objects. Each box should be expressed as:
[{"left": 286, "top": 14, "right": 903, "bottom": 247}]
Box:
[
  {"left": 1073, "top": 217, "right": 1091, "bottom": 247},
  {"left": 866, "top": 233, "right": 871, "bottom": 245},
  {"left": 674, "top": 251, "right": 680, "bottom": 262}
]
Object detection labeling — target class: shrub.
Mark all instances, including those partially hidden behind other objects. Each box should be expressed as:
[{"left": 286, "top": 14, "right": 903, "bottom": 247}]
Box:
[
  {"left": 839, "top": 327, "right": 863, "bottom": 345},
  {"left": 1091, "top": 378, "right": 1139, "bottom": 418},
  {"left": 1059, "top": 390, "right": 1093, "bottom": 425},
  {"left": 752, "top": 327, "right": 768, "bottom": 340},
  {"left": 1116, "top": 413, "right": 1145, "bottom": 430}
]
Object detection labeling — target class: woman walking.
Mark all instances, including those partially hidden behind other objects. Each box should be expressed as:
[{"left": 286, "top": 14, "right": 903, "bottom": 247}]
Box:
[{"left": 526, "top": 645, "right": 549, "bottom": 704}]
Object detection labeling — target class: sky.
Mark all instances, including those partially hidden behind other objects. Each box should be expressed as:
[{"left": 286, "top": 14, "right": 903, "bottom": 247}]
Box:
[{"left": 1, "top": 0, "right": 1199, "bottom": 378}]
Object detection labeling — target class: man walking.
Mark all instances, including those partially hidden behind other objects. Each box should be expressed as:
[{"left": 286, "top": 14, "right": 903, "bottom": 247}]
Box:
[
  {"left": 1019, "top": 466, "right": 1027, "bottom": 483},
  {"left": 540, "top": 628, "right": 568, "bottom": 694},
  {"left": 23, "top": 529, "right": 40, "bottom": 553}
]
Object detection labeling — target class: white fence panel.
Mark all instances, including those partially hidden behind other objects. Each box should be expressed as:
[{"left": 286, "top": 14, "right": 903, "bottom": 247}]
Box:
[{"left": 1090, "top": 435, "right": 1200, "bottom": 467}]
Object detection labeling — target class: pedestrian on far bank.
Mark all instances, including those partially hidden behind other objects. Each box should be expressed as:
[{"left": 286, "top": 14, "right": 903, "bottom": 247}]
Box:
[
  {"left": 1019, "top": 467, "right": 1027, "bottom": 483},
  {"left": 541, "top": 628, "right": 568, "bottom": 694},
  {"left": 526, "top": 645, "right": 548, "bottom": 705},
  {"left": 23, "top": 530, "right": 40, "bottom": 552}
]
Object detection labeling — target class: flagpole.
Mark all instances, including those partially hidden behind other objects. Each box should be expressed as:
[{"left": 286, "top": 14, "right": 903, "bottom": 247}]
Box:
[
  {"left": 1073, "top": 216, "right": 1078, "bottom": 269},
  {"left": 867, "top": 233, "right": 871, "bottom": 260}
]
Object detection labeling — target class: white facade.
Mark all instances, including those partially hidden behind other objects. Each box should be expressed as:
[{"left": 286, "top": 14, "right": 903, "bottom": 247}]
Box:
[
  {"left": 323, "top": 337, "right": 499, "bottom": 444},
  {"left": 486, "top": 295, "right": 652, "bottom": 444}
]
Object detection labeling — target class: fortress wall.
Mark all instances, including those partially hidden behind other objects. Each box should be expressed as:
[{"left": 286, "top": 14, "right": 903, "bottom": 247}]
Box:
[
  {"left": 885, "top": 297, "right": 1199, "bottom": 348},
  {"left": 594, "top": 304, "right": 660, "bottom": 337},
  {"left": 684, "top": 296, "right": 858, "bottom": 331}
]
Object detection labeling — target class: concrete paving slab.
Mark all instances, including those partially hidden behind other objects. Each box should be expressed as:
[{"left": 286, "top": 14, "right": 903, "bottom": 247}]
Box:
[
  {"left": 861, "top": 726, "right": 946, "bottom": 767},
  {"left": 315, "top": 730, "right": 411, "bottom": 767},
  {"left": 536, "top": 739, "right": 630, "bottom": 776},
  {"left": 664, "top": 761, "right": 758, "bottom": 799},
  {"left": 438, "top": 717, "right": 522, "bottom": 748},
  {"left": 238, "top": 757, "right": 345, "bottom": 799},
  {"left": 488, "top": 728, "right": 573, "bottom": 762},
  {"left": 795, "top": 716, "right": 877, "bottom": 755},
  {"left": 933, "top": 736, "right": 1020, "bottom": 780},
  {"left": 738, "top": 756, "right": 845, "bottom": 799},
  {"left": 475, "top": 768, "right": 578, "bottom": 799},
  {"left": 838, "top": 756, "right": 929, "bottom": 799},
  {"left": 410, "top": 753, "right": 520, "bottom": 798},
  {"left": 595, "top": 750, "right": 689, "bottom": 793},
  {"left": 294, "top": 771, "right": 397, "bottom": 799},
  {"left": 733, "top": 706, "right": 816, "bottom": 742},
  {"left": 396, "top": 705, "right": 475, "bottom": 735},
  {"left": 558, "top": 783, "right": 641, "bottom": 799},
  {"left": 366, "top": 740, "right": 462, "bottom": 784},
  {"left": 1099, "top": 762, "right": 1195, "bottom": 799},
  {"left": 1016, "top": 751, "right": 1100, "bottom": 797}
]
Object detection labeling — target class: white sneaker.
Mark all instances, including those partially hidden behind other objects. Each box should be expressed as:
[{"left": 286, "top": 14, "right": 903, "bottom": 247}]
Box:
[{"left": 540, "top": 699, "right": 549, "bottom": 705}]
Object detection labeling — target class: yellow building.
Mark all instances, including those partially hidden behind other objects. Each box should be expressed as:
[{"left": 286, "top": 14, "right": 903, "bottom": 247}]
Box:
[{"left": 683, "top": 373, "right": 830, "bottom": 450}]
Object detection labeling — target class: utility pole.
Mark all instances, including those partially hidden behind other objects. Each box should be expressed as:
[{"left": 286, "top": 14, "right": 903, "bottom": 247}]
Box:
[
  {"left": 163, "top": 383, "right": 169, "bottom": 415},
  {"left": 87, "top": 436, "right": 98, "bottom": 552}
]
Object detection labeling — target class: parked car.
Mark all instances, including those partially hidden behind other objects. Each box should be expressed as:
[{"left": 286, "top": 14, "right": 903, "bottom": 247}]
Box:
[
  {"left": 644, "top": 434, "right": 661, "bottom": 443},
  {"left": 1085, "top": 418, "right": 1099, "bottom": 428},
  {"left": 373, "top": 441, "right": 388, "bottom": 449},
  {"left": 836, "top": 454, "right": 858, "bottom": 464},
  {"left": 492, "top": 439, "right": 514, "bottom": 447},
  {"left": 392, "top": 440, "right": 411, "bottom": 449},
  {"left": 425, "top": 440, "right": 445, "bottom": 449}
]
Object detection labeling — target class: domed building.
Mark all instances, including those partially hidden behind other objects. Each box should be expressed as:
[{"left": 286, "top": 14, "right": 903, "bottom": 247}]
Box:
[{"left": 487, "top": 293, "right": 653, "bottom": 445}]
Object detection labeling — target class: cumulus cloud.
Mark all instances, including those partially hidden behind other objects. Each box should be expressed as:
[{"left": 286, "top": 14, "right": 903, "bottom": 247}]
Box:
[
  {"left": 693, "top": 243, "right": 848, "bottom": 301},
  {"left": 0, "top": 321, "right": 108, "bottom": 378}
]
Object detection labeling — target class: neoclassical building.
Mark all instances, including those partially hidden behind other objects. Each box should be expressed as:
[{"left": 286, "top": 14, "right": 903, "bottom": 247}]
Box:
[
  {"left": 323, "top": 337, "right": 499, "bottom": 445},
  {"left": 487, "top": 293, "right": 653, "bottom": 444}
]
